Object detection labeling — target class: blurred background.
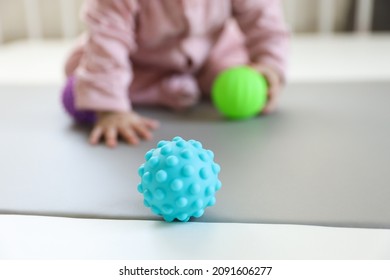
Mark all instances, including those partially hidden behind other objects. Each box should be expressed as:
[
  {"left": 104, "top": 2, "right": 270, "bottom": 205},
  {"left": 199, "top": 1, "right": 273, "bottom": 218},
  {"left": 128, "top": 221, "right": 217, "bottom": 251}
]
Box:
[{"left": 0, "top": 0, "right": 389, "bottom": 85}]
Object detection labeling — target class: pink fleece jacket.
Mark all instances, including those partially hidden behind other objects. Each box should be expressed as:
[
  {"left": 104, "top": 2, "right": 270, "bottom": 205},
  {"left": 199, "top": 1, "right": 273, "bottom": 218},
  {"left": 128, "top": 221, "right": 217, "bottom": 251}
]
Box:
[{"left": 65, "top": 0, "right": 289, "bottom": 112}]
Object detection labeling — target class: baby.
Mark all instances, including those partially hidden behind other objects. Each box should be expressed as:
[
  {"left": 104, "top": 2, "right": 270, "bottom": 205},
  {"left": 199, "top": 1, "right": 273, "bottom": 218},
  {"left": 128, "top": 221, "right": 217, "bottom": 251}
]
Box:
[{"left": 63, "top": 0, "right": 289, "bottom": 148}]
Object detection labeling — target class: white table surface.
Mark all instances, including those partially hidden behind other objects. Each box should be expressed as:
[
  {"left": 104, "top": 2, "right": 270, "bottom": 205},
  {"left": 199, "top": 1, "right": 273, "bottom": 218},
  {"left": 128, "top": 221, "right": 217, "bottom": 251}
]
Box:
[{"left": 1, "top": 214, "right": 390, "bottom": 260}]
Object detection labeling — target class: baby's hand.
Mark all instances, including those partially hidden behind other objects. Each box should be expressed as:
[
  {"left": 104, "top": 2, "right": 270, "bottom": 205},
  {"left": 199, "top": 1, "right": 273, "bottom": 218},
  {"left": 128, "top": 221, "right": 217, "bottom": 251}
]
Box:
[
  {"left": 250, "top": 63, "right": 282, "bottom": 114},
  {"left": 89, "top": 111, "right": 160, "bottom": 148}
]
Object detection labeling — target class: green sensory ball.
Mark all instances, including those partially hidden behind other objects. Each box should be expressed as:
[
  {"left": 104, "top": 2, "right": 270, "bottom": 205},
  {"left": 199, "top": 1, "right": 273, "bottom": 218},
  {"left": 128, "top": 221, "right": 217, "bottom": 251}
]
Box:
[{"left": 211, "top": 66, "right": 268, "bottom": 120}]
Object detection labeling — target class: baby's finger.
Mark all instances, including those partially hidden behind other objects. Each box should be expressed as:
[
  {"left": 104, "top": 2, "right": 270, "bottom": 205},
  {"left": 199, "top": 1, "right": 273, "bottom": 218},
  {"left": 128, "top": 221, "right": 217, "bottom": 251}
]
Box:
[
  {"left": 262, "top": 90, "right": 278, "bottom": 115},
  {"left": 250, "top": 64, "right": 279, "bottom": 92},
  {"left": 134, "top": 123, "right": 153, "bottom": 140},
  {"left": 262, "top": 102, "right": 276, "bottom": 115},
  {"left": 142, "top": 118, "right": 160, "bottom": 130},
  {"left": 89, "top": 126, "right": 103, "bottom": 145},
  {"left": 263, "top": 72, "right": 278, "bottom": 93},
  {"left": 105, "top": 127, "right": 118, "bottom": 148},
  {"left": 118, "top": 126, "right": 139, "bottom": 145}
]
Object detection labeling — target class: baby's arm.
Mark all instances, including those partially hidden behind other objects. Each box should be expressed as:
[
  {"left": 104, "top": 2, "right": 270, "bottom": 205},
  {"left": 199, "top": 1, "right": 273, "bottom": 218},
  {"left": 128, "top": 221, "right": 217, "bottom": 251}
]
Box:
[
  {"left": 75, "top": 0, "right": 158, "bottom": 147},
  {"left": 232, "top": 0, "right": 290, "bottom": 113}
]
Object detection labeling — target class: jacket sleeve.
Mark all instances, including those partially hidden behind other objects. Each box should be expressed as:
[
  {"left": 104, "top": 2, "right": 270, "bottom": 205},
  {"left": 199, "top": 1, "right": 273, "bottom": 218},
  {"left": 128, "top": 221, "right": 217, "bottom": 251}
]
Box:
[
  {"left": 232, "top": 0, "right": 290, "bottom": 81},
  {"left": 75, "top": 0, "right": 138, "bottom": 112}
]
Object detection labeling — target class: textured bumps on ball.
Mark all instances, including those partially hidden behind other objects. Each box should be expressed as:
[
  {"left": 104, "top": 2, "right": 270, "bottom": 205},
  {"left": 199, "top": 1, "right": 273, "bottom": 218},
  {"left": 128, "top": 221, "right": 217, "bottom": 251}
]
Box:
[{"left": 137, "top": 136, "right": 221, "bottom": 222}]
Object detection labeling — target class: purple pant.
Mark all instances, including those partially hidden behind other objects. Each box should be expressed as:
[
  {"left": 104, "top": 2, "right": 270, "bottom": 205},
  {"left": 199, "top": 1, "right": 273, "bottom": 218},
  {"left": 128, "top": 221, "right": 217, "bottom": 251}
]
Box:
[{"left": 61, "top": 76, "right": 96, "bottom": 124}]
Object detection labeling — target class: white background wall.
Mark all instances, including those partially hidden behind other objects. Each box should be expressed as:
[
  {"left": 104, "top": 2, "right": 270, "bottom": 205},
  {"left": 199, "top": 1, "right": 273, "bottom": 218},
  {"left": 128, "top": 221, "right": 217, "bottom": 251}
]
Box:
[
  {"left": 0, "top": 0, "right": 85, "bottom": 42},
  {"left": 1, "top": 0, "right": 388, "bottom": 85},
  {"left": 0, "top": 0, "right": 356, "bottom": 43}
]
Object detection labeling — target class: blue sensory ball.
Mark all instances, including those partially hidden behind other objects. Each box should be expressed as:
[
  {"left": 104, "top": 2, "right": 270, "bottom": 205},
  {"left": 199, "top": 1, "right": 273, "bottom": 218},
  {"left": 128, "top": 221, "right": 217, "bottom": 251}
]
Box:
[{"left": 137, "top": 136, "right": 222, "bottom": 222}]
